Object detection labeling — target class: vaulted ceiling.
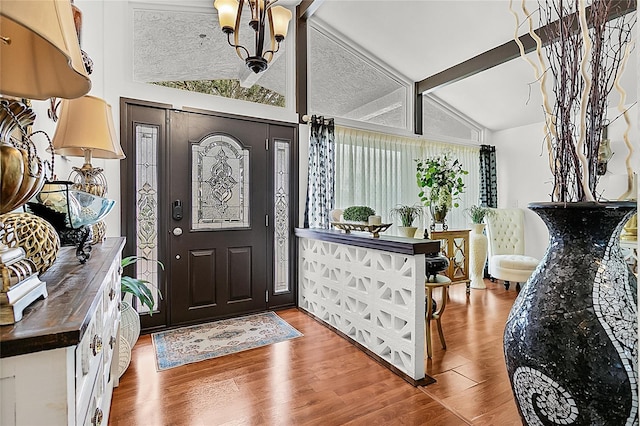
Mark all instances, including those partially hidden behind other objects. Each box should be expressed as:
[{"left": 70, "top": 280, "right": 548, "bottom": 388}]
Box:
[
  {"left": 133, "top": 0, "right": 638, "bottom": 132},
  {"left": 312, "top": 0, "right": 637, "bottom": 131}
]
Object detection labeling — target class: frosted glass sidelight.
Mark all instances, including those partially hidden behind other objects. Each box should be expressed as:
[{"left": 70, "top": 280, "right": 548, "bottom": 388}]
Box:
[
  {"left": 135, "top": 124, "right": 161, "bottom": 312},
  {"left": 192, "top": 134, "right": 250, "bottom": 230},
  {"left": 274, "top": 139, "right": 290, "bottom": 293}
]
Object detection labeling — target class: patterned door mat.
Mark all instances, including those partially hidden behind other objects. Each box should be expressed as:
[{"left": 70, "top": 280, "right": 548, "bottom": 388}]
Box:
[{"left": 151, "top": 311, "right": 303, "bottom": 370}]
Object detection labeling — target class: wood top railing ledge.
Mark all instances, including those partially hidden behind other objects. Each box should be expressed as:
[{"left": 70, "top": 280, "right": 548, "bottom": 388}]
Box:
[{"left": 295, "top": 228, "right": 440, "bottom": 256}]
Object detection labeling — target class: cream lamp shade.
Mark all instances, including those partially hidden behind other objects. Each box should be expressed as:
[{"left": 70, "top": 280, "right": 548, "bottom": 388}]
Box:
[
  {"left": 0, "top": 0, "right": 91, "bottom": 100},
  {"left": 270, "top": 6, "right": 292, "bottom": 40},
  {"left": 52, "top": 95, "right": 125, "bottom": 160},
  {"left": 213, "top": 0, "right": 239, "bottom": 32}
]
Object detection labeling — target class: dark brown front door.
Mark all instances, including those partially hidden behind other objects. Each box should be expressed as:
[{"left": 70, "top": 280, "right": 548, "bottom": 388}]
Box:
[
  {"left": 121, "top": 99, "right": 297, "bottom": 331},
  {"left": 168, "top": 110, "right": 269, "bottom": 325}
]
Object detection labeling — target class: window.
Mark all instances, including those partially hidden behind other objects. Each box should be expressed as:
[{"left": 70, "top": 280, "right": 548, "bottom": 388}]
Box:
[
  {"left": 423, "top": 95, "right": 483, "bottom": 142},
  {"left": 133, "top": 8, "right": 288, "bottom": 107},
  {"left": 308, "top": 21, "right": 411, "bottom": 130},
  {"left": 335, "top": 127, "right": 480, "bottom": 232}
]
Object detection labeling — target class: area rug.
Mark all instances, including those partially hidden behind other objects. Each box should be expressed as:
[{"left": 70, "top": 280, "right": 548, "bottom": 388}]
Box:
[{"left": 151, "top": 311, "right": 303, "bottom": 371}]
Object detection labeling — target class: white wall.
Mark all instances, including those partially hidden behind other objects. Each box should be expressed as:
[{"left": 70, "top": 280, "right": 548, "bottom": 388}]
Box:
[{"left": 491, "top": 104, "right": 639, "bottom": 259}]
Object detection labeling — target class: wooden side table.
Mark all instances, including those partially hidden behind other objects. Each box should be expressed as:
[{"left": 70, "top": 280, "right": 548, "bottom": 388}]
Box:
[{"left": 429, "top": 229, "right": 471, "bottom": 293}]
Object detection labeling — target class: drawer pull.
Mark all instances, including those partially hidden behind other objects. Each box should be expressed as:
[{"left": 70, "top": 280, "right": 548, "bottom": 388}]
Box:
[
  {"left": 108, "top": 288, "right": 116, "bottom": 300},
  {"left": 91, "top": 407, "right": 104, "bottom": 426},
  {"left": 90, "top": 335, "right": 103, "bottom": 356},
  {"left": 110, "top": 336, "right": 116, "bottom": 349}
]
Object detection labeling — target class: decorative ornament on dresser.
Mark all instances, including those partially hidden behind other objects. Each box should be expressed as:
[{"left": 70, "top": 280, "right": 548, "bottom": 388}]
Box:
[
  {"left": 464, "top": 205, "right": 493, "bottom": 289},
  {"left": 505, "top": 1, "right": 637, "bottom": 424},
  {"left": 415, "top": 151, "right": 468, "bottom": 232}
]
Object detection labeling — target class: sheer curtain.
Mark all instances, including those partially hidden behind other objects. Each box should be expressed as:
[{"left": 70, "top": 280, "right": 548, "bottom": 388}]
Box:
[{"left": 334, "top": 126, "right": 480, "bottom": 233}]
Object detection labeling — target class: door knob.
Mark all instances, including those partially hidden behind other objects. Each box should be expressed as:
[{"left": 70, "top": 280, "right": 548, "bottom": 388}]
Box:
[{"left": 172, "top": 227, "right": 183, "bottom": 236}]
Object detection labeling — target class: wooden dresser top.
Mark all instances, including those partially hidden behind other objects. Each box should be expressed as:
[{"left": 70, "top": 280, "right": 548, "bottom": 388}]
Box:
[{"left": 0, "top": 237, "right": 125, "bottom": 358}]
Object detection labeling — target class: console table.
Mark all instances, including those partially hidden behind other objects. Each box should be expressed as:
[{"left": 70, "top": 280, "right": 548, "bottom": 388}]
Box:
[
  {"left": 0, "top": 237, "right": 124, "bottom": 426},
  {"left": 428, "top": 229, "right": 471, "bottom": 292},
  {"left": 295, "top": 228, "right": 440, "bottom": 385}
]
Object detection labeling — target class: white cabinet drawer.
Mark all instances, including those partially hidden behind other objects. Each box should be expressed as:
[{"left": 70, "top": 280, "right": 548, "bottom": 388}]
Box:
[{"left": 75, "top": 302, "right": 104, "bottom": 423}]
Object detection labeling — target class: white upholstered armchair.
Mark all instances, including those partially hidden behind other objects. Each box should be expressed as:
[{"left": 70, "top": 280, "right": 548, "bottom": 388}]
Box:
[{"left": 485, "top": 208, "right": 540, "bottom": 291}]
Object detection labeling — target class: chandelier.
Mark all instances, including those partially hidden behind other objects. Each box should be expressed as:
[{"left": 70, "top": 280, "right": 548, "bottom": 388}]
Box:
[{"left": 213, "top": 0, "right": 292, "bottom": 74}]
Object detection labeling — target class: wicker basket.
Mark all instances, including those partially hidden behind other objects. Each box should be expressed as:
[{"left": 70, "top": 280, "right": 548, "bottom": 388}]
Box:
[
  {"left": 118, "top": 335, "right": 132, "bottom": 378},
  {"left": 120, "top": 299, "right": 141, "bottom": 348}
]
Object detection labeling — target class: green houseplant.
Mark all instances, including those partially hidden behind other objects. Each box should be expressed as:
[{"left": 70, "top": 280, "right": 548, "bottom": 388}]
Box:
[
  {"left": 119, "top": 255, "right": 164, "bottom": 378},
  {"left": 390, "top": 204, "right": 422, "bottom": 227},
  {"left": 464, "top": 205, "right": 494, "bottom": 224},
  {"left": 342, "top": 205, "right": 375, "bottom": 222},
  {"left": 390, "top": 204, "right": 422, "bottom": 238},
  {"left": 121, "top": 255, "right": 164, "bottom": 313},
  {"left": 416, "top": 151, "right": 468, "bottom": 230}
]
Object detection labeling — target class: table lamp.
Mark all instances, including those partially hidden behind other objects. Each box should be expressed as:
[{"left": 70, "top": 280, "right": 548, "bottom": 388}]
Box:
[
  {"left": 52, "top": 95, "right": 125, "bottom": 242},
  {"left": 0, "top": 0, "right": 91, "bottom": 324}
]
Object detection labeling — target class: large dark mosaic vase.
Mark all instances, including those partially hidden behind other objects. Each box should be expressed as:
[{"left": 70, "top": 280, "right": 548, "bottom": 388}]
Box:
[{"left": 504, "top": 201, "right": 637, "bottom": 425}]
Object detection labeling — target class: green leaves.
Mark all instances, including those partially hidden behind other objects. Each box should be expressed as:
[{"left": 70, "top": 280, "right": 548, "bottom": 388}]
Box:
[
  {"left": 121, "top": 256, "right": 165, "bottom": 315},
  {"left": 415, "top": 151, "right": 468, "bottom": 209},
  {"left": 343, "top": 206, "right": 376, "bottom": 222}
]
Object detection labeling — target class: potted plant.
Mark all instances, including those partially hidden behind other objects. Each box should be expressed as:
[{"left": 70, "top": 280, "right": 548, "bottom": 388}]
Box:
[
  {"left": 120, "top": 255, "right": 164, "bottom": 347},
  {"left": 342, "top": 205, "right": 376, "bottom": 223},
  {"left": 464, "top": 205, "right": 493, "bottom": 290},
  {"left": 390, "top": 204, "right": 422, "bottom": 238},
  {"left": 415, "top": 151, "right": 468, "bottom": 231},
  {"left": 464, "top": 205, "right": 493, "bottom": 225},
  {"left": 503, "top": 3, "right": 637, "bottom": 424}
]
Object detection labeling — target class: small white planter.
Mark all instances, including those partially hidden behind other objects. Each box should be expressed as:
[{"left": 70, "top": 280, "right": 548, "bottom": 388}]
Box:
[{"left": 398, "top": 226, "right": 418, "bottom": 238}]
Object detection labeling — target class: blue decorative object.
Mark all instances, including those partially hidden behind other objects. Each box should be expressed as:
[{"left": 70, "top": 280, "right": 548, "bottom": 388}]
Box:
[
  {"left": 27, "top": 181, "right": 115, "bottom": 263},
  {"left": 504, "top": 201, "right": 637, "bottom": 425}
]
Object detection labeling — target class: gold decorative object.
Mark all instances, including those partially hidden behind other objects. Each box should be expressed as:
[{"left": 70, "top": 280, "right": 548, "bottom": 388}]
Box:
[
  {"left": 621, "top": 214, "right": 637, "bottom": 242},
  {"left": 0, "top": 212, "right": 60, "bottom": 274},
  {"left": 331, "top": 222, "right": 392, "bottom": 238},
  {"left": 0, "top": 100, "right": 47, "bottom": 214}
]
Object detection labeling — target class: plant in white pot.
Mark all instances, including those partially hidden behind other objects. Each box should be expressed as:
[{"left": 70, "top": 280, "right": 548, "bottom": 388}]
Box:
[
  {"left": 119, "top": 256, "right": 163, "bottom": 377},
  {"left": 504, "top": 2, "right": 637, "bottom": 424},
  {"left": 464, "top": 205, "right": 493, "bottom": 290},
  {"left": 390, "top": 204, "right": 422, "bottom": 238}
]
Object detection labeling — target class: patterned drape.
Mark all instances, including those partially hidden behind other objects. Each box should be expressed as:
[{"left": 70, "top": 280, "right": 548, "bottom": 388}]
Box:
[
  {"left": 304, "top": 116, "right": 335, "bottom": 229},
  {"left": 479, "top": 144, "right": 498, "bottom": 208}
]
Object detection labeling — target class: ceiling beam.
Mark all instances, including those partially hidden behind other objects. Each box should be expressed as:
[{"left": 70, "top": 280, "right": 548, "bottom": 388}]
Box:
[
  {"left": 296, "top": 0, "right": 325, "bottom": 123},
  {"left": 417, "top": 0, "right": 637, "bottom": 95},
  {"left": 298, "top": 0, "right": 325, "bottom": 20}
]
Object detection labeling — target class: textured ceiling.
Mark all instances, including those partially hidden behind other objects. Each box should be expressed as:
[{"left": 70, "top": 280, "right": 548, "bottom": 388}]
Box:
[{"left": 132, "top": 0, "right": 637, "bottom": 131}]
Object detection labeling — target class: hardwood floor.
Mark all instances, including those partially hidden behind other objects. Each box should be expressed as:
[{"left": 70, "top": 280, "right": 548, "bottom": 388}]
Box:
[{"left": 109, "top": 280, "right": 522, "bottom": 425}]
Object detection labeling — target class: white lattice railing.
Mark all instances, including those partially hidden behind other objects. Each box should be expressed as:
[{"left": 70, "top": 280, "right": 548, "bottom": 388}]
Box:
[{"left": 298, "top": 237, "right": 426, "bottom": 380}]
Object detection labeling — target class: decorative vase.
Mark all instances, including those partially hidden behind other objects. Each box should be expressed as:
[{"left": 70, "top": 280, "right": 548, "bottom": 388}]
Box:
[
  {"left": 430, "top": 204, "right": 449, "bottom": 231},
  {"left": 397, "top": 226, "right": 417, "bottom": 238},
  {"left": 504, "top": 201, "right": 637, "bottom": 425},
  {"left": 468, "top": 223, "right": 487, "bottom": 289}
]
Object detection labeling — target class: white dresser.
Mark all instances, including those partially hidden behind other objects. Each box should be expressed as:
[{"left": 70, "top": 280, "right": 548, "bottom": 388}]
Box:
[{"left": 0, "top": 237, "right": 125, "bottom": 425}]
